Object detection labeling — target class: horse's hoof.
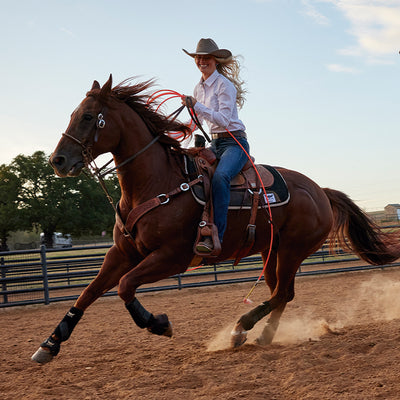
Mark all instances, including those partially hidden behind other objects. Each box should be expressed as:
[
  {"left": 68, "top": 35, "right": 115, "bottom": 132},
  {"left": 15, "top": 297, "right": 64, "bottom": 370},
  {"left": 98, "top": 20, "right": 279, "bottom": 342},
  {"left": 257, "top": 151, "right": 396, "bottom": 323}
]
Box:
[
  {"left": 163, "top": 321, "right": 173, "bottom": 338},
  {"left": 147, "top": 314, "right": 173, "bottom": 338},
  {"left": 255, "top": 336, "right": 268, "bottom": 346},
  {"left": 231, "top": 322, "right": 247, "bottom": 348},
  {"left": 255, "top": 321, "right": 278, "bottom": 346},
  {"left": 255, "top": 332, "right": 274, "bottom": 346},
  {"left": 31, "top": 347, "right": 54, "bottom": 364}
]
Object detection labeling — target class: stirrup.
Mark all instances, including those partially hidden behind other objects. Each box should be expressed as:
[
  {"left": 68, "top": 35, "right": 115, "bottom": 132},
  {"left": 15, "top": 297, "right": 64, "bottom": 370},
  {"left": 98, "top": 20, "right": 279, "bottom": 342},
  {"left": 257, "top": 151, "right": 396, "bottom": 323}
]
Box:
[
  {"left": 195, "top": 237, "right": 214, "bottom": 253},
  {"left": 193, "top": 223, "right": 221, "bottom": 257}
]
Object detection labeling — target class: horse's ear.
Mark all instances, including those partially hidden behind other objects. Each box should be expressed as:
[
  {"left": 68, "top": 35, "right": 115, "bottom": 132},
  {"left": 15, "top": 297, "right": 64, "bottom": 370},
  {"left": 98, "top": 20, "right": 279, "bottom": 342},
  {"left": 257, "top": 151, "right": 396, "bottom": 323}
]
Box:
[
  {"left": 91, "top": 80, "right": 101, "bottom": 90},
  {"left": 100, "top": 74, "right": 113, "bottom": 96}
]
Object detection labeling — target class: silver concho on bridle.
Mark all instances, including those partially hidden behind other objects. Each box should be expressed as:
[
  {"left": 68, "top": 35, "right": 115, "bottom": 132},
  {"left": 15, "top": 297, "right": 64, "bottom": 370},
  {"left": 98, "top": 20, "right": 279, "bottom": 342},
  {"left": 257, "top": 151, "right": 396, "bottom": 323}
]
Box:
[
  {"left": 97, "top": 113, "right": 106, "bottom": 129},
  {"left": 94, "top": 113, "right": 106, "bottom": 142}
]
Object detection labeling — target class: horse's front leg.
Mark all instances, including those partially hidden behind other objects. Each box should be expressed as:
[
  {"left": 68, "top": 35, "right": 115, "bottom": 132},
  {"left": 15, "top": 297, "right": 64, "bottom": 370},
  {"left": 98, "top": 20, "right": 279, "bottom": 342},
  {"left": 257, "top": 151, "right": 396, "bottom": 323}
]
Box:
[
  {"left": 118, "top": 248, "right": 188, "bottom": 338},
  {"left": 31, "top": 245, "right": 135, "bottom": 364}
]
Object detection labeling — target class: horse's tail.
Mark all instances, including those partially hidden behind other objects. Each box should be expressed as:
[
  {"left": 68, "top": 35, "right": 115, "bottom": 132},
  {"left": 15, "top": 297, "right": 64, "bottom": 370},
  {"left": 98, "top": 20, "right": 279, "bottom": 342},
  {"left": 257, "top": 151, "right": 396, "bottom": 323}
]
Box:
[{"left": 323, "top": 188, "right": 400, "bottom": 265}]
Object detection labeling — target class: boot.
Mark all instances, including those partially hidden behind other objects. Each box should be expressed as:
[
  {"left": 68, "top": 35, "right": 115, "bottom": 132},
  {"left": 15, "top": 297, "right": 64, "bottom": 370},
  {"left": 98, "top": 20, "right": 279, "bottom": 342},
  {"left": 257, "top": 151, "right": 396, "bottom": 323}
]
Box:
[{"left": 195, "top": 236, "right": 214, "bottom": 253}]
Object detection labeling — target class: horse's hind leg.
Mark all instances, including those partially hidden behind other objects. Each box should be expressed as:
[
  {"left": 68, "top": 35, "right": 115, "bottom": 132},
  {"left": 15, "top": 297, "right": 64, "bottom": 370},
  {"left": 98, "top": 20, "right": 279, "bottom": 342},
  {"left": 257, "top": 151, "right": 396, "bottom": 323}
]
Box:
[
  {"left": 256, "top": 304, "right": 287, "bottom": 345},
  {"left": 256, "top": 250, "right": 291, "bottom": 345},
  {"left": 256, "top": 277, "right": 295, "bottom": 345}
]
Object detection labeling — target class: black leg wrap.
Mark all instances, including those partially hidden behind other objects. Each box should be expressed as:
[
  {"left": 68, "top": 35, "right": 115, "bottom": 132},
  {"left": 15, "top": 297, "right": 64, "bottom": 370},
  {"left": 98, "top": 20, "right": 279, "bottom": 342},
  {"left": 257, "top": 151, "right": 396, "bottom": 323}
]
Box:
[
  {"left": 53, "top": 307, "right": 84, "bottom": 342},
  {"left": 41, "top": 336, "right": 61, "bottom": 356},
  {"left": 239, "top": 301, "right": 272, "bottom": 331},
  {"left": 147, "top": 314, "right": 170, "bottom": 336},
  {"left": 125, "top": 298, "right": 154, "bottom": 329}
]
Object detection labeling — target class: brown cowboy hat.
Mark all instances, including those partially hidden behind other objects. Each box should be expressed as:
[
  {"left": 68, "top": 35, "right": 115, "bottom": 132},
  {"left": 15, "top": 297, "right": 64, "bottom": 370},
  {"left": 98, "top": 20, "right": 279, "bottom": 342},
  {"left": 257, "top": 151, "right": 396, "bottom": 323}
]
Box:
[{"left": 182, "top": 38, "right": 232, "bottom": 61}]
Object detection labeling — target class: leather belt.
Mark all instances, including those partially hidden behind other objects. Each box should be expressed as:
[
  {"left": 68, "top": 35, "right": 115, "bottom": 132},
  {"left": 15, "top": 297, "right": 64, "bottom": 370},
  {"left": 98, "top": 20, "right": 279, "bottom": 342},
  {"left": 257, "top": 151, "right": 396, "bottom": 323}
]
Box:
[{"left": 211, "top": 130, "right": 247, "bottom": 140}]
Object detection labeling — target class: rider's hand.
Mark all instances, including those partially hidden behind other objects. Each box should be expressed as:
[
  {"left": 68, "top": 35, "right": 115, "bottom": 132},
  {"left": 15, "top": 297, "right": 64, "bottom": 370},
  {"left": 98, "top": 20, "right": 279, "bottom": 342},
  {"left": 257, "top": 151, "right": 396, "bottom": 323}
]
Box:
[{"left": 181, "top": 96, "right": 197, "bottom": 108}]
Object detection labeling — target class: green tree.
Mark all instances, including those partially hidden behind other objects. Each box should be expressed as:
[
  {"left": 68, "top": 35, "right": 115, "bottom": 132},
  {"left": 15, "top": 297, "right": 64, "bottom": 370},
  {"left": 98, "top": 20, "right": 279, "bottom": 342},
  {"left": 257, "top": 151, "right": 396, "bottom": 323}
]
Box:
[
  {"left": 0, "top": 164, "right": 22, "bottom": 251},
  {"left": 10, "top": 151, "right": 120, "bottom": 247},
  {"left": 70, "top": 173, "right": 120, "bottom": 237},
  {"left": 11, "top": 151, "right": 81, "bottom": 247}
]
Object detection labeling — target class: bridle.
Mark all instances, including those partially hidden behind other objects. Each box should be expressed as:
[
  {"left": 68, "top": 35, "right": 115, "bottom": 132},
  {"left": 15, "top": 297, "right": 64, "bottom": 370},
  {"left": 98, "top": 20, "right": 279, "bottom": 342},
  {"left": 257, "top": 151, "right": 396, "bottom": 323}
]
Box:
[
  {"left": 62, "top": 109, "right": 160, "bottom": 179},
  {"left": 63, "top": 112, "right": 106, "bottom": 145},
  {"left": 61, "top": 109, "right": 160, "bottom": 220},
  {"left": 59, "top": 103, "right": 203, "bottom": 246},
  {"left": 62, "top": 111, "right": 107, "bottom": 172},
  {"left": 59, "top": 97, "right": 210, "bottom": 226}
]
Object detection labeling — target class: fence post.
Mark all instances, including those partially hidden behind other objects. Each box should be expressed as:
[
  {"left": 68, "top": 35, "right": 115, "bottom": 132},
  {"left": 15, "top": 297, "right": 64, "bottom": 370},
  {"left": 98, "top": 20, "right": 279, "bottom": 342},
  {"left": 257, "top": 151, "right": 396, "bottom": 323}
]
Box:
[
  {"left": 1, "top": 257, "right": 7, "bottom": 304},
  {"left": 40, "top": 245, "right": 50, "bottom": 305},
  {"left": 177, "top": 274, "right": 182, "bottom": 290}
]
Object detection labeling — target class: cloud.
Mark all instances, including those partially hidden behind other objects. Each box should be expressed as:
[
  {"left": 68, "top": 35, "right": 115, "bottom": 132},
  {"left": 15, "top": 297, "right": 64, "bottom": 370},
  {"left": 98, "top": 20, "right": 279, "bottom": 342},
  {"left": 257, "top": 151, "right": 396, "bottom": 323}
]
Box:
[
  {"left": 306, "top": 1, "right": 400, "bottom": 62},
  {"left": 337, "top": 1, "right": 400, "bottom": 56},
  {"left": 59, "top": 27, "right": 76, "bottom": 38},
  {"left": 326, "top": 63, "right": 360, "bottom": 73},
  {"left": 301, "top": 0, "right": 330, "bottom": 25}
]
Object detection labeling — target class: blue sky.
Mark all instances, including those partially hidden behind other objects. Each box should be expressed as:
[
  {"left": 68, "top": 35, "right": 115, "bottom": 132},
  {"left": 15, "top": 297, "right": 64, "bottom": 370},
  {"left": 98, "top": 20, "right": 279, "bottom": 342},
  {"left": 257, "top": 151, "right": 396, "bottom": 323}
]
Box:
[{"left": 0, "top": 0, "right": 399, "bottom": 211}]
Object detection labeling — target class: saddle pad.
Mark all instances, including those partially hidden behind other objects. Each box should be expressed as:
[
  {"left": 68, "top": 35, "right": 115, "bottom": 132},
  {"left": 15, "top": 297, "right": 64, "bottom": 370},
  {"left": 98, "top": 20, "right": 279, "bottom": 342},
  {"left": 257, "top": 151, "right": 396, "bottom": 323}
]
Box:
[{"left": 189, "top": 163, "right": 290, "bottom": 209}]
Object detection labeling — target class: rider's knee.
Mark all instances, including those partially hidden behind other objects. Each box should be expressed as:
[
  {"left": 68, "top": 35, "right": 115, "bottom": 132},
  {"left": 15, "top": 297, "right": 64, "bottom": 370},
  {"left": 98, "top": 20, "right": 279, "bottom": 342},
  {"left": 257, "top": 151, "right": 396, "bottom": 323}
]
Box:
[{"left": 212, "top": 170, "right": 230, "bottom": 187}]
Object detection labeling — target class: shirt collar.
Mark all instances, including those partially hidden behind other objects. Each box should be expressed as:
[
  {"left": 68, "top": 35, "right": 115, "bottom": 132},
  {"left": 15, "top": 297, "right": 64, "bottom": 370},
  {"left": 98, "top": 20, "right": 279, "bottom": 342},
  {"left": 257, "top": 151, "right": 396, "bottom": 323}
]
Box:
[{"left": 200, "top": 69, "right": 220, "bottom": 87}]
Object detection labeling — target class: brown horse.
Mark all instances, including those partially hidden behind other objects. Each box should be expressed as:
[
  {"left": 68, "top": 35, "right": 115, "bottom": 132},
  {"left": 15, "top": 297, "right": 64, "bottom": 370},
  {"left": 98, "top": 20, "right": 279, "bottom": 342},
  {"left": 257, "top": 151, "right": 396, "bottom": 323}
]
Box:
[{"left": 32, "top": 75, "right": 400, "bottom": 364}]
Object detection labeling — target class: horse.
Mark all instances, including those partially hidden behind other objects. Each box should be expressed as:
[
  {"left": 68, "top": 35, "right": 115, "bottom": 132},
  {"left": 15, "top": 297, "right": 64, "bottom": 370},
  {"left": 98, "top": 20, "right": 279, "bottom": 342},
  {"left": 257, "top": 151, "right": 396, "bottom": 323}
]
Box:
[{"left": 32, "top": 75, "right": 400, "bottom": 364}]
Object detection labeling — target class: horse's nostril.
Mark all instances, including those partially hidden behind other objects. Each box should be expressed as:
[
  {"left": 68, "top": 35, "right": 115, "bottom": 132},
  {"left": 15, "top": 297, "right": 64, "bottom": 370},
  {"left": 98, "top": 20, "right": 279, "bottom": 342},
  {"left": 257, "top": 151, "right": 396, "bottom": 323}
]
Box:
[{"left": 51, "top": 154, "right": 67, "bottom": 168}]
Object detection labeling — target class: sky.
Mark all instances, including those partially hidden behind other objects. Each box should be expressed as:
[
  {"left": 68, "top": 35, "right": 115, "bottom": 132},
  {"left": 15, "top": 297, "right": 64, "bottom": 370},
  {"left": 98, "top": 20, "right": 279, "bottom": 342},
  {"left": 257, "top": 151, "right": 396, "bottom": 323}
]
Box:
[{"left": 0, "top": 0, "right": 399, "bottom": 212}]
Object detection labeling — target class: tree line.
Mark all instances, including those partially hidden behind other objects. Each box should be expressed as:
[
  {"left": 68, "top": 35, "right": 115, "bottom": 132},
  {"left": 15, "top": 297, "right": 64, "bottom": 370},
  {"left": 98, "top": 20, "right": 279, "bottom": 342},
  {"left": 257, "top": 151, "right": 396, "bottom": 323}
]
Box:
[{"left": 0, "top": 151, "right": 120, "bottom": 250}]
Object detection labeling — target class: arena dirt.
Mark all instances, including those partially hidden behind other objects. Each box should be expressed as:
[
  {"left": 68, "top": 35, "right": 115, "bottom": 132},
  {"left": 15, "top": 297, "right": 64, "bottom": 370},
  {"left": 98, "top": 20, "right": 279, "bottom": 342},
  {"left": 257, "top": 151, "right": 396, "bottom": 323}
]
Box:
[{"left": 1, "top": 267, "right": 400, "bottom": 399}]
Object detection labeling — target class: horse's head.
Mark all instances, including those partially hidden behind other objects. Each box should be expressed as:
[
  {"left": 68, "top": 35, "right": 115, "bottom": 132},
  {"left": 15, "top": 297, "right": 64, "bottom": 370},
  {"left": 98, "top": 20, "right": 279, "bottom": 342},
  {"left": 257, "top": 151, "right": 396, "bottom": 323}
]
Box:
[
  {"left": 50, "top": 75, "right": 120, "bottom": 177},
  {"left": 51, "top": 75, "right": 192, "bottom": 178}
]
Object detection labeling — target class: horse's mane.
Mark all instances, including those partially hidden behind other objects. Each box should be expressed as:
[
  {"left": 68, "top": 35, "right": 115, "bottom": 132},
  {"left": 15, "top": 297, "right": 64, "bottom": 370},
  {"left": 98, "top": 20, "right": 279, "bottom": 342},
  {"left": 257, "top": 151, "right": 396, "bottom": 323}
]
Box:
[{"left": 87, "top": 78, "right": 192, "bottom": 151}]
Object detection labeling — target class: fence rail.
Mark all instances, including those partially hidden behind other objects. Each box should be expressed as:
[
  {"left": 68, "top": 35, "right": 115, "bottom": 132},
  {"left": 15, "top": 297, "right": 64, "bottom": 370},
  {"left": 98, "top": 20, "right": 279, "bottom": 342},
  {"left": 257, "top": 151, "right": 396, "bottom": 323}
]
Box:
[{"left": 1, "top": 244, "right": 399, "bottom": 308}]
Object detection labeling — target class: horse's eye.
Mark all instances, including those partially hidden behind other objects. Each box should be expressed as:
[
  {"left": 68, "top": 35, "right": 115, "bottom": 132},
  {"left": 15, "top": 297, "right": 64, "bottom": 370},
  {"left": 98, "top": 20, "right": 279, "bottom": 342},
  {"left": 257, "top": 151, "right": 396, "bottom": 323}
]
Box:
[{"left": 83, "top": 113, "right": 93, "bottom": 121}]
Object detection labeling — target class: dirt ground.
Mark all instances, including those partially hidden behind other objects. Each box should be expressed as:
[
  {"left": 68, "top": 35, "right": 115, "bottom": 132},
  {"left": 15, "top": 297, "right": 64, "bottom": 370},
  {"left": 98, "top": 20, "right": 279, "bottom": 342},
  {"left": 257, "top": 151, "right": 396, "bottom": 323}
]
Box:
[{"left": 2, "top": 267, "right": 400, "bottom": 400}]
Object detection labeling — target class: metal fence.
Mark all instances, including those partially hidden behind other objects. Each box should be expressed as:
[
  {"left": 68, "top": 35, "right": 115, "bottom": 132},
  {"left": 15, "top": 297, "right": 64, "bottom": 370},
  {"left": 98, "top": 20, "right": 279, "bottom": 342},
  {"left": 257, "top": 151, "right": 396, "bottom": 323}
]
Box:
[{"left": 1, "top": 244, "right": 399, "bottom": 308}]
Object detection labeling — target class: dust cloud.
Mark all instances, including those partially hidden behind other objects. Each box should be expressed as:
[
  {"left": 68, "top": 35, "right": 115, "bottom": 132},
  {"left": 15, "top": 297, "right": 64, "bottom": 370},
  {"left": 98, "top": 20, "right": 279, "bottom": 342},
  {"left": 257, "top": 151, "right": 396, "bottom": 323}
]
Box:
[
  {"left": 206, "top": 275, "right": 400, "bottom": 351},
  {"left": 337, "top": 275, "right": 400, "bottom": 324}
]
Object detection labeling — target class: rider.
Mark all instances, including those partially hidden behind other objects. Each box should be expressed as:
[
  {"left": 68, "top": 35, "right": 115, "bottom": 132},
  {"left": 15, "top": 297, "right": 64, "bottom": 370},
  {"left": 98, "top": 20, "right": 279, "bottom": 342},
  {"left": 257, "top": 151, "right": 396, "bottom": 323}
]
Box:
[{"left": 182, "top": 38, "right": 250, "bottom": 253}]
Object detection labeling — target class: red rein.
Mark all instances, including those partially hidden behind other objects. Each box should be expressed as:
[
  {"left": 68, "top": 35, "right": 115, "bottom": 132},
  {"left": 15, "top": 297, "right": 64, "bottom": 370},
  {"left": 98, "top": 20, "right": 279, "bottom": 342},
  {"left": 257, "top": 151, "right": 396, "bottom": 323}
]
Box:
[{"left": 147, "top": 89, "right": 274, "bottom": 301}]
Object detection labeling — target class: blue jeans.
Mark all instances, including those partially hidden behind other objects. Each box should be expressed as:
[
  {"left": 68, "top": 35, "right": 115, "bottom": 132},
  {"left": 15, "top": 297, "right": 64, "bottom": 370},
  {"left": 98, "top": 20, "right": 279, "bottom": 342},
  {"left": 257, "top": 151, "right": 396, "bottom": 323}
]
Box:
[{"left": 211, "top": 137, "right": 250, "bottom": 242}]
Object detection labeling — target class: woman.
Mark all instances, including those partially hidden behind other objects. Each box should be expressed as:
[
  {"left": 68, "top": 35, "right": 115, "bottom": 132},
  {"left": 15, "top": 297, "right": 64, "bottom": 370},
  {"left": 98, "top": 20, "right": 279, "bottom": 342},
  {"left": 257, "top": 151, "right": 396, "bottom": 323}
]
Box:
[{"left": 182, "top": 38, "right": 250, "bottom": 253}]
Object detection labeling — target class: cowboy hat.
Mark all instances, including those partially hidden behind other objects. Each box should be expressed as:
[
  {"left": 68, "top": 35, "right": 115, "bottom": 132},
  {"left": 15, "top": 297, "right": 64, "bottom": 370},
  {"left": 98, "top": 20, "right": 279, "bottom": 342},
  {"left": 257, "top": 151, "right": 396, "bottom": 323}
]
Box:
[{"left": 182, "top": 38, "right": 232, "bottom": 61}]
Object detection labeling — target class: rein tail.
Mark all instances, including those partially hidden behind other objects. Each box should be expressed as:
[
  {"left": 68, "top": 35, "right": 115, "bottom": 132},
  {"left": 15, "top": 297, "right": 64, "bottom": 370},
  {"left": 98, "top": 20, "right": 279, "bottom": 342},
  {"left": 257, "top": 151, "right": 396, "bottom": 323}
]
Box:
[{"left": 323, "top": 188, "right": 400, "bottom": 265}]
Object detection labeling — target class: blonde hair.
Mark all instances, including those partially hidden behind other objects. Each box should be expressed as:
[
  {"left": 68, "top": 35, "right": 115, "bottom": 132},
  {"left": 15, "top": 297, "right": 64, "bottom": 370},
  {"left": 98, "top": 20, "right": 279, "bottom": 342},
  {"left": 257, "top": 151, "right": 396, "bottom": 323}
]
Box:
[{"left": 216, "top": 55, "right": 246, "bottom": 109}]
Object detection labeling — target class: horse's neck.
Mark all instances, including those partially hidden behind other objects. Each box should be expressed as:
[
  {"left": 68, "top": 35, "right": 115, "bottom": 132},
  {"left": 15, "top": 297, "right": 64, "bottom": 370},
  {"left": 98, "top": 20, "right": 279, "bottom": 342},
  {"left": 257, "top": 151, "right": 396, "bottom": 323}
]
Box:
[
  {"left": 111, "top": 106, "right": 185, "bottom": 212},
  {"left": 115, "top": 139, "right": 183, "bottom": 211}
]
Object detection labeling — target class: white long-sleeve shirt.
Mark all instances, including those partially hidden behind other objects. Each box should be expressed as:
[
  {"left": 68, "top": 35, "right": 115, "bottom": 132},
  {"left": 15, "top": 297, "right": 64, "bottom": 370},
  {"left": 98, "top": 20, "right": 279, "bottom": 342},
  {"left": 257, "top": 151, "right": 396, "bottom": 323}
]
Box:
[{"left": 193, "top": 70, "right": 246, "bottom": 134}]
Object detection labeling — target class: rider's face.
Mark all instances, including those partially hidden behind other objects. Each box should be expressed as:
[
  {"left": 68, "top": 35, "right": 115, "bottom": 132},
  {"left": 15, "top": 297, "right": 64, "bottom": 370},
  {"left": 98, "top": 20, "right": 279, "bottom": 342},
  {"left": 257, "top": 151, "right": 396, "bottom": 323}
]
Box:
[{"left": 195, "top": 55, "right": 217, "bottom": 79}]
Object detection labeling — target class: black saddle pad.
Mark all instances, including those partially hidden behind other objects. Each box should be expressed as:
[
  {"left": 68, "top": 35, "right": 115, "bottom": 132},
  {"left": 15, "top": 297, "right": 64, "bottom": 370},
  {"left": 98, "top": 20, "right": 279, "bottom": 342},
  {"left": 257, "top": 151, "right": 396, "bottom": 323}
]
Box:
[{"left": 185, "top": 156, "right": 290, "bottom": 209}]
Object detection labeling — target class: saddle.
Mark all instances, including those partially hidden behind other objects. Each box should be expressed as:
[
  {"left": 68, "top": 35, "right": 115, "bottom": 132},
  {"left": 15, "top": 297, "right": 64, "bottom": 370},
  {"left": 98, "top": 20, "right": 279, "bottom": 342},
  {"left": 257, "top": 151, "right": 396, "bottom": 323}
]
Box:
[
  {"left": 114, "top": 146, "right": 289, "bottom": 264},
  {"left": 184, "top": 147, "right": 290, "bottom": 261}
]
